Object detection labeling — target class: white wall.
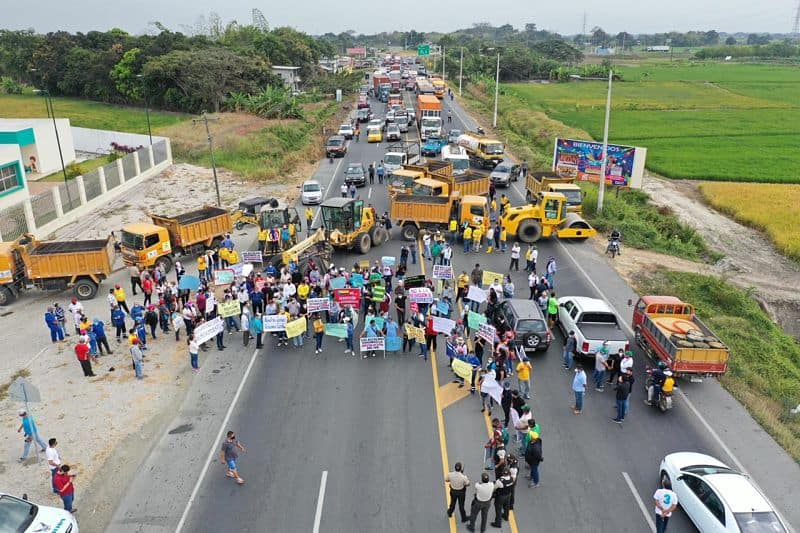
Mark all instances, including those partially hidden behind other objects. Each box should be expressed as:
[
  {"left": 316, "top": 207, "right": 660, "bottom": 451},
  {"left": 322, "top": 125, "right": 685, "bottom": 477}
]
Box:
[
  {"left": 70, "top": 127, "right": 168, "bottom": 154},
  {"left": 0, "top": 144, "right": 30, "bottom": 211},
  {"left": 31, "top": 119, "right": 76, "bottom": 175}
]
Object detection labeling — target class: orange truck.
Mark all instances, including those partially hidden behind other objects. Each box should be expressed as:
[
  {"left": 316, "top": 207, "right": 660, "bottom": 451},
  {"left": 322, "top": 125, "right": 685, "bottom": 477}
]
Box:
[
  {"left": 416, "top": 95, "right": 442, "bottom": 139},
  {"left": 632, "top": 295, "right": 730, "bottom": 379}
]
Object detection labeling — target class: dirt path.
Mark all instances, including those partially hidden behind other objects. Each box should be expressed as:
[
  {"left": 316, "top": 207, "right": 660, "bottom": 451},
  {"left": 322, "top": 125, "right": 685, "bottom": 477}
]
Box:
[{"left": 641, "top": 172, "right": 800, "bottom": 337}]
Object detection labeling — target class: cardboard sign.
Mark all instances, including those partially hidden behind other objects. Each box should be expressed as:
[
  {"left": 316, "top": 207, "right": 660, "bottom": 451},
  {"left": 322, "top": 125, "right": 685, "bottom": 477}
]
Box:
[
  {"left": 350, "top": 273, "right": 365, "bottom": 288},
  {"left": 404, "top": 274, "right": 426, "bottom": 289},
  {"left": 307, "top": 298, "right": 330, "bottom": 313},
  {"left": 263, "top": 314, "right": 288, "bottom": 332},
  {"left": 360, "top": 336, "right": 385, "bottom": 352},
  {"left": 481, "top": 270, "right": 503, "bottom": 287},
  {"left": 477, "top": 323, "right": 497, "bottom": 344},
  {"left": 242, "top": 251, "right": 263, "bottom": 263},
  {"left": 466, "top": 286, "right": 487, "bottom": 303},
  {"left": 324, "top": 323, "right": 348, "bottom": 338},
  {"left": 409, "top": 287, "right": 433, "bottom": 304},
  {"left": 285, "top": 317, "right": 307, "bottom": 338},
  {"left": 431, "top": 316, "right": 456, "bottom": 334},
  {"left": 334, "top": 288, "right": 361, "bottom": 306},
  {"left": 437, "top": 301, "right": 450, "bottom": 315},
  {"left": 329, "top": 276, "right": 347, "bottom": 289},
  {"left": 219, "top": 300, "right": 240, "bottom": 318},
  {"left": 194, "top": 317, "right": 224, "bottom": 344},
  {"left": 213, "top": 269, "right": 235, "bottom": 286},
  {"left": 381, "top": 256, "right": 396, "bottom": 266},
  {"left": 372, "top": 285, "right": 386, "bottom": 302},
  {"left": 432, "top": 265, "right": 453, "bottom": 279},
  {"left": 467, "top": 311, "right": 487, "bottom": 329},
  {"left": 358, "top": 260, "right": 371, "bottom": 270},
  {"left": 452, "top": 358, "right": 474, "bottom": 381}
]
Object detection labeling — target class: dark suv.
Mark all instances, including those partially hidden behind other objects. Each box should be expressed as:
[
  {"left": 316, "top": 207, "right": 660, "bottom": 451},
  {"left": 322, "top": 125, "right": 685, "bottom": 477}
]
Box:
[{"left": 493, "top": 299, "right": 552, "bottom": 353}]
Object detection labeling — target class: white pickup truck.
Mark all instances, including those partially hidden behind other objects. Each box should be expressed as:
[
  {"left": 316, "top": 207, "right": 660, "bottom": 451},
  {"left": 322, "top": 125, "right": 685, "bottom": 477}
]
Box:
[{"left": 556, "top": 296, "right": 629, "bottom": 357}]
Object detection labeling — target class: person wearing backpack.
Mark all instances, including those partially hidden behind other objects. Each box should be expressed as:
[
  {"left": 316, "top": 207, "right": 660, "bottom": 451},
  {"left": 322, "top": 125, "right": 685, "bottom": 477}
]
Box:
[{"left": 524, "top": 432, "right": 543, "bottom": 488}]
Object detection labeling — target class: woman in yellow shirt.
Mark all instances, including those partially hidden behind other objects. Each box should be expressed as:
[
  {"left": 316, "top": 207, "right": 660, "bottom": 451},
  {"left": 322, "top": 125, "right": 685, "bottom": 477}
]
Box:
[
  {"left": 219, "top": 247, "right": 230, "bottom": 268},
  {"left": 227, "top": 249, "right": 240, "bottom": 265}
]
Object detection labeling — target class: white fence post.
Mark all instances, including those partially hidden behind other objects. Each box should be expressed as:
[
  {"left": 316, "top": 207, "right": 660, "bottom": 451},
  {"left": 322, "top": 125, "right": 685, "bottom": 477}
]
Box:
[
  {"left": 51, "top": 187, "right": 64, "bottom": 218},
  {"left": 98, "top": 166, "right": 107, "bottom": 194},
  {"left": 148, "top": 145, "right": 155, "bottom": 168},
  {"left": 133, "top": 152, "right": 141, "bottom": 177},
  {"left": 117, "top": 158, "right": 125, "bottom": 184},
  {"left": 165, "top": 139, "right": 172, "bottom": 162},
  {"left": 75, "top": 176, "right": 88, "bottom": 205},
  {"left": 22, "top": 199, "right": 36, "bottom": 233}
]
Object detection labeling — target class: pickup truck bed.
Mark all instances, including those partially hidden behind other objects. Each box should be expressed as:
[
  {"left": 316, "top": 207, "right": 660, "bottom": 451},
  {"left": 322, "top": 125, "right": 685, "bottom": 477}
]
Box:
[{"left": 578, "top": 323, "right": 628, "bottom": 343}]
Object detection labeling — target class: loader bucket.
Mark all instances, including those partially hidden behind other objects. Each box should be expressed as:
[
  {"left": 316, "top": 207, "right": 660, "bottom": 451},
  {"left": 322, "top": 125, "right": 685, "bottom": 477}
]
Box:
[{"left": 557, "top": 213, "right": 597, "bottom": 240}]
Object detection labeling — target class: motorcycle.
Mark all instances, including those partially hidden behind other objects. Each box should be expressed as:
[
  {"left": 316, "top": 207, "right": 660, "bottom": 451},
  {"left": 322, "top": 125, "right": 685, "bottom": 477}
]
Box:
[
  {"left": 606, "top": 237, "right": 621, "bottom": 258},
  {"left": 644, "top": 368, "right": 674, "bottom": 413}
]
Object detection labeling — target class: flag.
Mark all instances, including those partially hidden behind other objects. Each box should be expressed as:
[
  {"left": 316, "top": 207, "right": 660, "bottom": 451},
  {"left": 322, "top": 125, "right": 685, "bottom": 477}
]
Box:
[{"left": 480, "top": 374, "right": 503, "bottom": 404}]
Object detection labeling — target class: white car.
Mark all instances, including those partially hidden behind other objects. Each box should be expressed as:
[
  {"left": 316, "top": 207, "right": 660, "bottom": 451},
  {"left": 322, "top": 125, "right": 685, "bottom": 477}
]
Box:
[
  {"left": 386, "top": 124, "right": 401, "bottom": 141},
  {"left": 659, "top": 452, "right": 789, "bottom": 533},
  {"left": 300, "top": 180, "right": 323, "bottom": 205},
  {"left": 337, "top": 124, "right": 354, "bottom": 139},
  {"left": 0, "top": 492, "right": 79, "bottom": 532}
]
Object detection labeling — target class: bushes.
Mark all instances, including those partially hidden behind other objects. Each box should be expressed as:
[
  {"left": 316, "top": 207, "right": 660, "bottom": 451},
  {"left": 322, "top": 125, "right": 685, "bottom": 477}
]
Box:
[{"left": 0, "top": 76, "right": 22, "bottom": 94}]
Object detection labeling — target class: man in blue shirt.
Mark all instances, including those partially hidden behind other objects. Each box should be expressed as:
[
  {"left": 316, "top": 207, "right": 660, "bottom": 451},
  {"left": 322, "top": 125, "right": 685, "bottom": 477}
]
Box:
[
  {"left": 572, "top": 367, "right": 587, "bottom": 414},
  {"left": 44, "top": 307, "right": 64, "bottom": 343},
  {"left": 221, "top": 233, "right": 234, "bottom": 250},
  {"left": 17, "top": 409, "right": 47, "bottom": 461},
  {"left": 361, "top": 319, "right": 383, "bottom": 359}
]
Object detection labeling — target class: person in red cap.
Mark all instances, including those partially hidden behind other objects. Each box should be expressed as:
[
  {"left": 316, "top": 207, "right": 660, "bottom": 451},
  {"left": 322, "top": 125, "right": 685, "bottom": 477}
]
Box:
[{"left": 130, "top": 338, "right": 144, "bottom": 379}]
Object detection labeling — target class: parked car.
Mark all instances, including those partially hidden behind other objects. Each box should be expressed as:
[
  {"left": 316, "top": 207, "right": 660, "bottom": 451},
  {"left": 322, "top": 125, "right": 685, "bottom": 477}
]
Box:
[
  {"left": 0, "top": 492, "right": 80, "bottom": 533},
  {"left": 448, "top": 129, "right": 463, "bottom": 145},
  {"left": 386, "top": 124, "right": 402, "bottom": 142},
  {"left": 659, "top": 452, "right": 789, "bottom": 533},
  {"left": 492, "top": 299, "right": 552, "bottom": 353},
  {"left": 338, "top": 124, "right": 355, "bottom": 139},
  {"left": 489, "top": 160, "right": 521, "bottom": 187},
  {"left": 556, "top": 296, "right": 629, "bottom": 358},
  {"left": 300, "top": 180, "right": 323, "bottom": 205},
  {"left": 325, "top": 135, "right": 347, "bottom": 158},
  {"left": 344, "top": 163, "right": 366, "bottom": 186},
  {"left": 356, "top": 108, "right": 372, "bottom": 123}
]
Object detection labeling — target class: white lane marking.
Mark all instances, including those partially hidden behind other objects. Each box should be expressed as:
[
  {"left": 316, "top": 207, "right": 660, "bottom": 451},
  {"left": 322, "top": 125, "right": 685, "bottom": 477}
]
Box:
[
  {"left": 312, "top": 157, "right": 345, "bottom": 227},
  {"left": 368, "top": 187, "right": 373, "bottom": 199},
  {"left": 622, "top": 472, "right": 656, "bottom": 532},
  {"left": 174, "top": 348, "right": 262, "bottom": 533},
  {"left": 312, "top": 470, "right": 328, "bottom": 533},
  {"left": 24, "top": 346, "right": 49, "bottom": 370}
]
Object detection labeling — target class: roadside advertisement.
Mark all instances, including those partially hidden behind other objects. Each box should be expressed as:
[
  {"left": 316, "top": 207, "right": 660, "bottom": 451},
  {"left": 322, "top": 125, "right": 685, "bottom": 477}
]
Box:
[
  {"left": 432, "top": 265, "right": 454, "bottom": 279},
  {"left": 334, "top": 288, "right": 361, "bottom": 307},
  {"left": 360, "top": 337, "right": 386, "bottom": 352},
  {"left": 552, "top": 138, "right": 646, "bottom": 189},
  {"left": 307, "top": 298, "right": 330, "bottom": 313}
]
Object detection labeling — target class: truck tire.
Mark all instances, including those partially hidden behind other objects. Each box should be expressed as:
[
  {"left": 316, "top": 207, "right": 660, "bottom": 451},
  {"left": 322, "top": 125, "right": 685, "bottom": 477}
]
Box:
[
  {"left": 156, "top": 255, "right": 173, "bottom": 273},
  {"left": 74, "top": 279, "right": 98, "bottom": 300},
  {"left": 517, "top": 219, "right": 542, "bottom": 243},
  {"left": 356, "top": 232, "right": 372, "bottom": 254},
  {"left": 0, "top": 285, "right": 15, "bottom": 306},
  {"left": 370, "top": 226, "right": 388, "bottom": 247},
  {"left": 235, "top": 220, "right": 245, "bottom": 231},
  {"left": 401, "top": 223, "right": 419, "bottom": 241}
]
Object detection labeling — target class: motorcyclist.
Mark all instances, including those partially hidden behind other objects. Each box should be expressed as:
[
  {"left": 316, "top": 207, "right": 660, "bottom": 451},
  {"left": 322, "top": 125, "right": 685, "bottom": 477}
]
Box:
[
  {"left": 607, "top": 229, "right": 622, "bottom": 255},
  {"left": 646, "top": 361, "right": 669, "bottom": 405}
]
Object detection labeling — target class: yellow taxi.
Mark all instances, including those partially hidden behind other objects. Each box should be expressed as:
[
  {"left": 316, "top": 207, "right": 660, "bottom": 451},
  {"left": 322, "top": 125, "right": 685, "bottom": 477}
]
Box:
[{"left": 367, "top": 126, "right": 382, "bottom": 143}]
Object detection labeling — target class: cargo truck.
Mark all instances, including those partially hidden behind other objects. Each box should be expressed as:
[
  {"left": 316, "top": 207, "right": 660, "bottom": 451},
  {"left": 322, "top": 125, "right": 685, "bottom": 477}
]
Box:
[
  {"left": 525, "top": 172, "right": 584, "bottom": 214},
  {"left": 384, "top": 142, "right": 421, "bottom": 172},
  {"left": 391, "top": 192, "right": 489, "bottom": 241},
  {"left": 416, "top": 95, "right": 442, "bottom": 140},
  {"left": 416, "top": 79, "right": 436, "bottom": 95},
  {"left": 632, "top": 295, "right": 730, "bottom": 379},
  {"left": 457, "top": 132, "right": 505, "bottom": 169},
  {"left": 120, "top": 206, "right": 232, "bottom": 272},
  {"left": 0, "top": 234, "right": 116, "bottom": 305}
]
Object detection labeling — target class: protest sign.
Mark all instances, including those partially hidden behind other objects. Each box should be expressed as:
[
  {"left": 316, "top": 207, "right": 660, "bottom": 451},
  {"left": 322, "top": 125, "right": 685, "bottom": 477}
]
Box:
[
  {"left": 466, "top": 285, "right": 487, "bottom": 303},
  {"left": 360, "top": 337, "right": 385, "bottom": 352},
  {"left": 213, "top": 269, "right": 235, "bottom": 286},
  {"left": 381, "top": 256, "right": 396, "bottom": 266},
  {"left": 432, "top": 265, "right": 453, "bottom": 279},
  {"left": 329, "top": 276, "right": 346, "bottom": 289},
  {"left": 358, "top": 260, "right": 371, "bottom": 270},
  {"left": 409, "top": 287, "right": 433, "bottom": 304},
  {"left": 307, "top": 298, "right": 330, "bottom": 313},
  {"left": 477, "top": 323, "right": 497, "bottom": 343},
  {"left": 405, "top": 324, "right": 426, "bottom": 343},
  {"left": 350, "top": 273, "right": 364, "bottom": 288},
  {"left": 385, "top": 336, "right": 402, "bottom": 352},
  {"left": 241, "top": 251, "right": 263, "bottom": 263},
  {"left": 230, "top": 262, "right": 254, "bottom": 278},
  {"left": 172, "top": 314, "right": 184, "bottom": 331},
  {"left": 481, "top": 270, "right": 503, "bottom": 287},
  {"left": 324, "top": 323, "right": 348, "bottom": 338},
  {"left": 263, "top": 314, "right": 288, "bottom": 332},
  {"left": 334, "top": 288, "right": 361, "bottom": 306},
  {"left": 467, "top": 311, "right": 487, "bottom": 329},
  {"left": 404, "top": 274, "right": 426, "bottom": 289},
  {"left": 510, "top": 407, "right": 521, "bottom": 431},
  {"left": 194, "top": 317, "right": 224, "bottom": 344},
  {"left": 437, "top": 300, "right": 449, "bottom": 315},
  {"left": 451, "top": 358, "right": 474, "bottom": 381},
  {"left": 480, "top": 373, "right": 503, "bottom": 404},
  {"left": 431, "top": 316, "right": 456, "bottom": 334},
  {"left": 369, "top": 272, "right": 383, "bottom": 285},
  {"left": 285, "top": 317, "right": 307, "bottom": 338},
  {"left": 218, "top": 300, "right": 240, "bottom": 318},
  {"left": 372, "top": 285, "right": 386, "bottom": 302}
]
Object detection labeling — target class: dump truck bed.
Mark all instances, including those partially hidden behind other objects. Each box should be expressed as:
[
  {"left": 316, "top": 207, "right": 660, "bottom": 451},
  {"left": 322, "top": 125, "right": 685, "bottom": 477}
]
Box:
[
  {"left": 452, "top": 170, "right": 490, "bottom": 197},
  {"left": 31, "top": 240, "right": 110, "bottom": 254},
  {"left": 25, "top": 237, "right": 115, "bottom": 279},
  {"left": 391, "top": 194, "right": 451, "bottom": 224},
  {"left": 151, "top": 206, "right": 232, "bottom": 248}
]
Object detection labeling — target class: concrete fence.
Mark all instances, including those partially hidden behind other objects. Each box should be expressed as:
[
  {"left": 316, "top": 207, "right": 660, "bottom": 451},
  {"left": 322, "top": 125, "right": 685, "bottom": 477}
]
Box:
[{"left": 0, "top": 139, "right": 172, "bottom": 241}]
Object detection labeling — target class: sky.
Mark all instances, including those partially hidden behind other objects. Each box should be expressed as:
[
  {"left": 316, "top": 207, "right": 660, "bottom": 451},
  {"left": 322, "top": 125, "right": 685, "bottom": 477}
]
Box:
[{"left": 3, "top": 0, "right": 793, "bottom": 36}]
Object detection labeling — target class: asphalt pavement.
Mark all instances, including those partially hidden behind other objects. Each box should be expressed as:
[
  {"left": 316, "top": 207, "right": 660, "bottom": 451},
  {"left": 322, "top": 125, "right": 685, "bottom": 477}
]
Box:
[{"left": 108, "top": 84, "right": 800, "bottom": 533}]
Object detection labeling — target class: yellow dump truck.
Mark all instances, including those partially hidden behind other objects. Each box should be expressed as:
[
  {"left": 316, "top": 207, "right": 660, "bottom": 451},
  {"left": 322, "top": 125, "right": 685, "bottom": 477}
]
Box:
[
  {"left": 392, "top": 162, "right": 490, "bottom": 197},
  {"left": 525, "top": 172, "right": 584, "bottom": 214},
  {"left": 391, "top": 192, "right": 489, "bottom": 241},
  {"left": 0, "top": 233, "right": 116, "bottom": 305},
  {"left": 120, "top": 206, "right": 232, "bottom": 272}
]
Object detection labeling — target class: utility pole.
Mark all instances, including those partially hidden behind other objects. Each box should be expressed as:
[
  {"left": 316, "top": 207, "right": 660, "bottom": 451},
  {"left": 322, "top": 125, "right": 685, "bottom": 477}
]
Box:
[
  {"left": 492, "top": 52, "right": 500, "bottom": 128},
  {"left": 597, "top": 69, "right": 613, "bottom": 213},
  {"left": 193, "top": 112, "right": 221, "bottom": 207},
  {"left": 442, "top": 46, "right": 446, "bottom": 83},
  {"left": 458, "top": 47, "right": 464, "bottom": 96}
]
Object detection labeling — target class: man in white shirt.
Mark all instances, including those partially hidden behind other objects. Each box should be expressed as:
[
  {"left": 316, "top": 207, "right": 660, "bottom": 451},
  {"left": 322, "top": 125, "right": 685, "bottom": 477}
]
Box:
[
  {"left": 46, "top": 438, "right": 61, "bottom": 494},
  {"left": 67, "top": 299, "right": 84, "bottom": 334},
  {"left": 620, "top": 351, "right": 634, "bottom": 375},
  {"left": 654, "top": 482, "right": 678, "bottom": 533},
  {"left": 466, "top": 472, "right": 495, "bottom": 532}
]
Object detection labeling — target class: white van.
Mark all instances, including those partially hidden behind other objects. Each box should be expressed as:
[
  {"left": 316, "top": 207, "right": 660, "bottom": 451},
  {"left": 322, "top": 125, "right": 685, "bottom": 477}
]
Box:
[
  {"left": 0, "top": 492, "right": 79, "bottom": 532},
  {"left": 441, "top": 144, "right": 470, "bottom": 175}
]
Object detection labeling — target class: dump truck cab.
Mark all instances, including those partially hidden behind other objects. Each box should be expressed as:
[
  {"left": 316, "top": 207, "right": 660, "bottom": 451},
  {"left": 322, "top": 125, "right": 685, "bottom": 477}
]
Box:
[
  {"left": 500, "top": 192, "right": 596, "bottom": 243},
  {"left": 120, "top": 223, "right": 172, "bottom": 271}
]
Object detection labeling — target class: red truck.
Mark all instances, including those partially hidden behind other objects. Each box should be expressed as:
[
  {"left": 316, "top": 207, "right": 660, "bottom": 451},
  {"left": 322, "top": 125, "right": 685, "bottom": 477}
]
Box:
[{"left": 632, "top": 295, "right": 730, "bottom": 379}]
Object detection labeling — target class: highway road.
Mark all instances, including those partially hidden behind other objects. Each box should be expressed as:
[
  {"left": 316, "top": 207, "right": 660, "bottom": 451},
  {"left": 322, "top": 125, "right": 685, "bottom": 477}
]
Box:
[{"left": 110, "top": 78, "right": 800, "bottom": 533}]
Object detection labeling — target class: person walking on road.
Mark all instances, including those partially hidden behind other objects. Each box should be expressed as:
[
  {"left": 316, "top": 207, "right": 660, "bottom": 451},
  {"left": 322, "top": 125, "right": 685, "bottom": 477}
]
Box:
[
  {"left": 377, "top": 162, "right": 385, "bottom": 184},
  {"left": 466, "top": 472, "right": 495, "bottom": 532},
  {"left": 593, "top": 344, "right": 611, "bottom": 392},
  {"left": 516, "top": 357, "right": 532, "bottom": 399},
  {"left": 572, "top": 366, "right": 587, "bottom": 414},
  {"left": 445, "top": 462, "right": 470, "bottom": 523},
  {"left": 220, "top": 431, "right": 246, "bottom": 485},
  {"left": 654, "top": 481, "right": 678, "bottom": 533},
  {"left": 45, "top": 307, "right": 64, "bottom": 343},
  {"left": 368, "top": 163, "right": 375, "bottom": 184},
  {"left": 188, "top": 334, "right": 200, "bottom": 372},
  {"left": 17, "top": 409, "right": 47, "bottom": 462},
  {"left": 53, "top": 464, "right": 77, "bottom": 513}
]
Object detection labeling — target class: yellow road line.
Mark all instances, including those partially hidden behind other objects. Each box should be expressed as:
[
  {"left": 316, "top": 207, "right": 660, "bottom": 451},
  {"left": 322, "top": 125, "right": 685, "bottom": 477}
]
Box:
[{"left": 439, "top": 381, "right": 471, "bottom": 410}]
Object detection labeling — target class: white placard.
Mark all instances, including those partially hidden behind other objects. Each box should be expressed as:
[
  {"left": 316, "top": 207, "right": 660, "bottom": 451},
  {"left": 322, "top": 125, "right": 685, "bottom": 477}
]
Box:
[
  {"left": 466, "top": 285, "right": 487, "bottom": 303},
  {"left": 194, "top": 317, "right": 224, "bottom": 344},
  {"left": 477, "top": 323, "right": 497, "bottom": 344},
  {"left": 431, "top": 316, "right": 456, "bottom": 334},
  {"left": 409, "top": 287, "right": 434, "bottom": 304},
  {"left": 307, "top": 298, "right": 330, "bottom": 313},
  {"left": 359, "top": 336, "right": 386, "bottom": 352},
  {"left": 432, "top": 265, "right": 453, "bottom": 279},
  {"left": 263, "top": 314, "right": 288, "bottom": 332}
]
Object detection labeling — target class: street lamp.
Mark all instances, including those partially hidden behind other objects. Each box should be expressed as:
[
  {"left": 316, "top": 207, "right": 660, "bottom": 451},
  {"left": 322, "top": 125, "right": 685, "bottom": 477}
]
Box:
[
  {"left": 596, "top": 69, "right": 613, "bottom": 213},
  {"left": 29, "top": 69, "right": 72, "bottom": 209},
  {"left": 492, "top": 52, "right": 500, "bottom": 128},
  {"left": 136, "top": 74, "right": 153, "bottom": 145},
  {"left": 458, "top": 47, "right": 464, "bottom": 96}
]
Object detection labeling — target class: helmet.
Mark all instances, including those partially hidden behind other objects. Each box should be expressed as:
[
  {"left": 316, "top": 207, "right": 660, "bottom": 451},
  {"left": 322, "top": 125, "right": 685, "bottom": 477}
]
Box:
[{"left": 657, "top": 361, "right": 668, "bottom": 370}]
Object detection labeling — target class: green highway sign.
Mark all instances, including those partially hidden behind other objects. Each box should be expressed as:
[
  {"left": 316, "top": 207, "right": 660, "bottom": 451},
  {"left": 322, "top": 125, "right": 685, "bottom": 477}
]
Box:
[{"left": 417, "top": 44, "right": 430, "bottom": 56}]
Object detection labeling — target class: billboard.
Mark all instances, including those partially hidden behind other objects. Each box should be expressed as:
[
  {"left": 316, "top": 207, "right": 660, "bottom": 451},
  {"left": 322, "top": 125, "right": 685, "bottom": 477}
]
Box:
[{"left": 553, "top": 138, "right": 647, "bottom": 189}]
